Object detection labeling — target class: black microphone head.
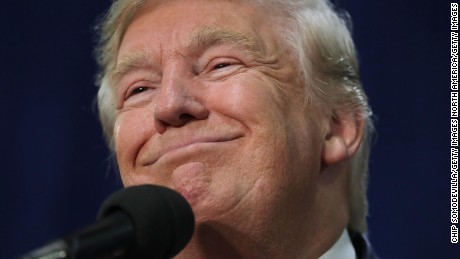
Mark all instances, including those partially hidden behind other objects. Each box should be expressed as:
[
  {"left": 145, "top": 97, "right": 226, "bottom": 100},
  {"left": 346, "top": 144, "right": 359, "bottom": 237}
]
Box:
[{"left": 97, "top": 184, "right": 195, "bottom": 259}]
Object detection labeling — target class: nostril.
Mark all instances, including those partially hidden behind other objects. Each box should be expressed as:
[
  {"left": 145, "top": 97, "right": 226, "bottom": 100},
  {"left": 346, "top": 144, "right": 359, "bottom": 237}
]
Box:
[{"left": 179, "top": 113, "right": 195, "bottom": 121}]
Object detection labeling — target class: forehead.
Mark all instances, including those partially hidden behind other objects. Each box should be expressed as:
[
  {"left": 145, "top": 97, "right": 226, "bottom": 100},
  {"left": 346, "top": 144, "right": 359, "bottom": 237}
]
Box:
[
  {"left": 133, "top": 0, "right": 264, "bottom": 27},
  {"left": 114, "top": 28, "right": 263, "bottom": 80},
  {"left": 117, "top": 0, "right": 274, "bottom": 56},
  {"left": 111, "top": 0, "right": 282, "bottom": 84}
]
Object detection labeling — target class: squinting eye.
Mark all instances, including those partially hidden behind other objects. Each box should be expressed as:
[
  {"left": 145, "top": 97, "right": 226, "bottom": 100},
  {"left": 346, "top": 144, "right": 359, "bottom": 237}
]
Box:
[
  {"left": 213, "top": 63, "right": 231, "bottom": 70},
  {"left": 131, "top": 87, "right": 147, "bottom": 95}
]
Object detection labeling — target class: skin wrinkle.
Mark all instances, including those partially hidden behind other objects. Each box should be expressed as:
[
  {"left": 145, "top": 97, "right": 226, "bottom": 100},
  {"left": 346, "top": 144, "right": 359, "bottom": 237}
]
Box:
[
  {"left": 199, "top": 177, "right": 269, "bottom": 256},
  {"left": 112, "top": 27, "right": 265, "bottom": 87},
  {"left": 211, "top": 132, "right": 289, "bottom": 220},
  {"left": 187, "top": 27, "right": 265, "bottom": 59}
]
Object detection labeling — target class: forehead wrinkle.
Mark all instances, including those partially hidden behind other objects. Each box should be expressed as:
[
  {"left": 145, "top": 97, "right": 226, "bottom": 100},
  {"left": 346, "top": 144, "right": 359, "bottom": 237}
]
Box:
[
  {"left": 186, "top": 27, "right": 264, "bottom": 58},
  {"left": 111, "top": 27, "right": 265, "bottom": 87}
]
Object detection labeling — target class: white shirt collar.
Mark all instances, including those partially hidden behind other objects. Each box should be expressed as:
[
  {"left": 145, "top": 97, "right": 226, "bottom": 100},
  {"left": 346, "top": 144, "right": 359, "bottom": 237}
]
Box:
[{"left": 319, "top": 229, "right": 356, "bottom": 259}]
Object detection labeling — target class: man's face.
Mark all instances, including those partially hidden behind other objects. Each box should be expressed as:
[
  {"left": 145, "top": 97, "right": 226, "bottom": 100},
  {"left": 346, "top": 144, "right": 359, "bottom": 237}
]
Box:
[{"left": 113, "top": 0, "right": 327, "bottom": 249}]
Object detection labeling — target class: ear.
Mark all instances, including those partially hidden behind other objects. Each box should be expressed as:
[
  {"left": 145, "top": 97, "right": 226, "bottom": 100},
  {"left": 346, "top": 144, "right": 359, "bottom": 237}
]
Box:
[{"left": 322, "top": 112, "right": 364, "bottom": 166}]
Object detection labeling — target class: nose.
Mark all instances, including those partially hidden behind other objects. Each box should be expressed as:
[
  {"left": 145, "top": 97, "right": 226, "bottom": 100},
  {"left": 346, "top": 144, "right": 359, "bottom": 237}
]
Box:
[{"left": 153, "top": 72, "right": 209, "bottom": 134}]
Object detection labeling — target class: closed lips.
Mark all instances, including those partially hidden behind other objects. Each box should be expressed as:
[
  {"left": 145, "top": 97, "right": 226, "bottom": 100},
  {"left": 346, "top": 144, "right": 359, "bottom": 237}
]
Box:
[{"left": 141, "top": 134, "right": 242, "bottom": 165}]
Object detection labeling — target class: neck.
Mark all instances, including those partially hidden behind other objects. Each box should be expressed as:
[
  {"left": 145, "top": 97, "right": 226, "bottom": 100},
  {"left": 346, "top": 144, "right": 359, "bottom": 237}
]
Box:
[{"left": 175, "top": 205, "right": 348, "bottom": 259}]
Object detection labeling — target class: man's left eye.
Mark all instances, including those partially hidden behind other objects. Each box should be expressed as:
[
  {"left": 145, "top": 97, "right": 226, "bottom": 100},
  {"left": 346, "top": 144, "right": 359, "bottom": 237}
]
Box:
[{"left": 213, "top": 63, "right": 231, "bottom": 69}]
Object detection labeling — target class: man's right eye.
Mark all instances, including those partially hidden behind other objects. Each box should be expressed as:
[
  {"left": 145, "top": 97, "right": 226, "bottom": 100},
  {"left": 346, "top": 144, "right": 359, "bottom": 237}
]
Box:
[
  {"left": 130, "top": 87, "right": 148, "bottom": 96},
  {"left": 119, "top": 85, "right": 156, "bottom": 109},
  {"left": 125, "top": 86, "right": 152, "bottom": 100}
]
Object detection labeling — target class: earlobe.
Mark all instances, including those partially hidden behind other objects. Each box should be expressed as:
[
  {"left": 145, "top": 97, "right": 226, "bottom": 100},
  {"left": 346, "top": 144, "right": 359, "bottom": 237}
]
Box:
[{"left": 322, "top": 113, "right": 364, "bottom": 166}]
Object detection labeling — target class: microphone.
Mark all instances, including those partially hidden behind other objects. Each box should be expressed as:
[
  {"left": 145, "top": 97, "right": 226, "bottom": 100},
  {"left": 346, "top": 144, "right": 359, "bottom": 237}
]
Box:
[{"left": 20, "top": 185, "right": 195, "bottom": 259}]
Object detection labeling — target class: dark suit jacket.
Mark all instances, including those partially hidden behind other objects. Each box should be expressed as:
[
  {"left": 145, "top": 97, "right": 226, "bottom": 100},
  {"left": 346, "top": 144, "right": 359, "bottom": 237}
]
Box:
[{"left": 349, "top": 230, "right": 379, "bottom": 259}]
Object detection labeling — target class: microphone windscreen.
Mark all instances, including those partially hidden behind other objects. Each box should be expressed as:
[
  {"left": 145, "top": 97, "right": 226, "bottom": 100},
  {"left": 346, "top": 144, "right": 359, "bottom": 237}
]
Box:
[{"left": 97, "top": 185, "right": 195, "bottom": 259}]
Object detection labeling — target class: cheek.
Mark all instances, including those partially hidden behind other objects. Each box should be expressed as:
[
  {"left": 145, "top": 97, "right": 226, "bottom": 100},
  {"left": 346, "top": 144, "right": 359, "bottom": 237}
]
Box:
[
  {"left": 221, "top": 73, "right": 322, "bottom": 173},
  {"left": 114, "top": 108, "right": 155, "bottom": 176},
  {"left": 208, "top": 76, "right": 299, "bottom": 174},
  {"left": 209, "top": 75, "right": 284, "bottom": 126}
]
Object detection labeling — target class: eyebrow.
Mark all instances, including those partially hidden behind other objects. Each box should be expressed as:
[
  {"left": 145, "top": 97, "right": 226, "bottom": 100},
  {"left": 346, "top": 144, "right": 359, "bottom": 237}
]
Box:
[
  {"left": 186, "top": 27, "right": 263, "bottom": 57},
  {"left": 111, "top": 50, "right": 154, "bottom": 84}
]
